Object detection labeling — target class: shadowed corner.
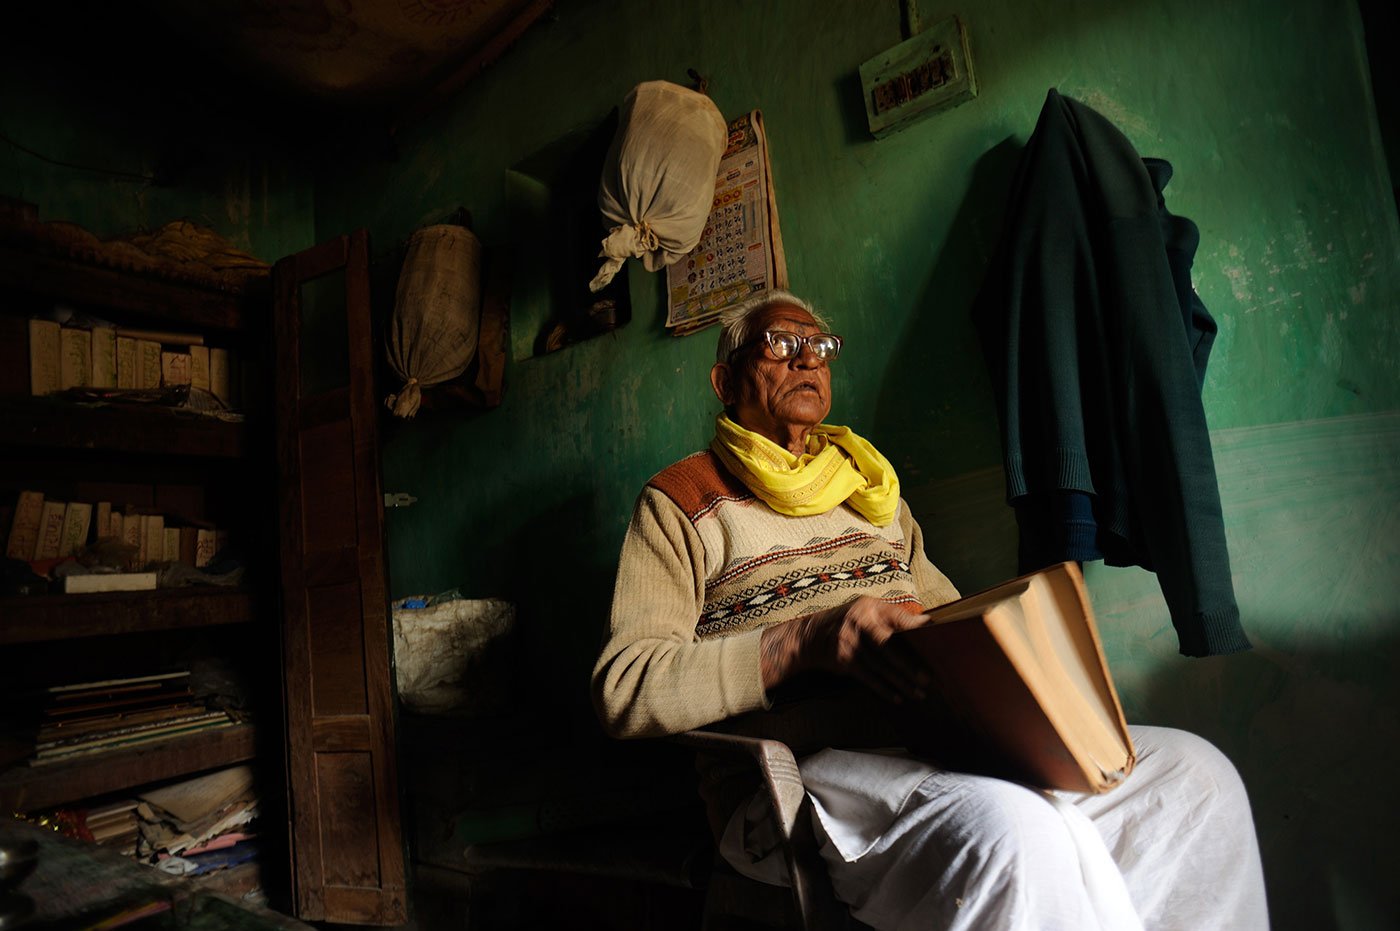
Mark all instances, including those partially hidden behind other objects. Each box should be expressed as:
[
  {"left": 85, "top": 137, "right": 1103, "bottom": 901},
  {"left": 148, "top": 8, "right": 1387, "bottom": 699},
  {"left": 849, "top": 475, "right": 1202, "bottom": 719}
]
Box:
[{"left": 1132, "top": 628, "right": 1400, "bottom": 931}]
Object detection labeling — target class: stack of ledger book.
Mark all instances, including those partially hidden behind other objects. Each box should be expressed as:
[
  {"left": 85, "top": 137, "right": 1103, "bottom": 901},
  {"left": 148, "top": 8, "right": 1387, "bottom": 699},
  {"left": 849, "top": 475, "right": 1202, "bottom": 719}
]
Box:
[
  {"left": 28, "top": 671, "right": 238, "bottom": 766},
  {"left": 893, "top": 562, "right": 1136, "bottom": 794}
]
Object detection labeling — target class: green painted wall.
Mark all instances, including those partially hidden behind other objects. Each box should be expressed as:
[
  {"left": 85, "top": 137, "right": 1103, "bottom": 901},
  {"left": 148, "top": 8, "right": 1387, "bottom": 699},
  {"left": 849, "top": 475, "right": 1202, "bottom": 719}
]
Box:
[
  {"left": 312, "top": 0, "right": 1399, "bottom": 927},
  {"left": 0, "top": 59, "right": 314, "bottom": 264}
]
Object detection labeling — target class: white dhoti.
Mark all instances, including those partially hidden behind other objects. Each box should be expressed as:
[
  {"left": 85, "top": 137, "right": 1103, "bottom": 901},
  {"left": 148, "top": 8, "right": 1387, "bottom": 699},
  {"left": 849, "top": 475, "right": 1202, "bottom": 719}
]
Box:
[{"left": 720, "top": 725, "right": 1268, "bottom": 931}]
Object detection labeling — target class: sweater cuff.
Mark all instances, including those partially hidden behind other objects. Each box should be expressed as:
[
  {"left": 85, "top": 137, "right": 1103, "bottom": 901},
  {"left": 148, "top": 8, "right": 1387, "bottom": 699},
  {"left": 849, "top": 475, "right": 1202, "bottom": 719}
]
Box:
[
  {"left": 1177, "top": 606, "right": 1252, "bottom": 657},
  {"left": 719, "top": 628, "right": 773, "bottom": 716}
]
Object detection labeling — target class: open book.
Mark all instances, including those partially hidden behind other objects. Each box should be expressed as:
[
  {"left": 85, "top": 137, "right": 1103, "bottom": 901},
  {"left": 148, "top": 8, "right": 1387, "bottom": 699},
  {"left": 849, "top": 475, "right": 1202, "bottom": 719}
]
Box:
[{"left": 890, "top": 562, "right": 1135, "bottom": 793}]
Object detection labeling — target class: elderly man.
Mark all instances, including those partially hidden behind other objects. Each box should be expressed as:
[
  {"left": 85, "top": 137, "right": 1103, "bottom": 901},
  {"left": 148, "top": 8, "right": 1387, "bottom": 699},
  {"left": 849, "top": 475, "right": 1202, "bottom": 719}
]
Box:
[{"left": 593, "top": 291, "right": 1268, "bottom": 930}]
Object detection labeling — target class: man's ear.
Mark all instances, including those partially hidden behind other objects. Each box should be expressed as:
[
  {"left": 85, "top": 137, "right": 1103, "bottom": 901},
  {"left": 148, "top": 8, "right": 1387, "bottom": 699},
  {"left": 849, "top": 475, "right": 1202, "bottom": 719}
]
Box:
[{"left": 710, "top": 362, "right": 733, "bottom": 406}]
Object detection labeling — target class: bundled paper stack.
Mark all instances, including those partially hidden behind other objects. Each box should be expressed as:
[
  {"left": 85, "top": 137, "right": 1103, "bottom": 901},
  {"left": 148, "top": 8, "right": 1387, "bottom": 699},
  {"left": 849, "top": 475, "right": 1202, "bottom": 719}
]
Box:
[
  {"left": 30, "top": 671, "right": 237, "bottom": 766},
  {"left": 85, "top": 799, "right": 141, "bottom": 856},
  {"left": 137, "top": 765, "right": 259, "bottom": 879}
]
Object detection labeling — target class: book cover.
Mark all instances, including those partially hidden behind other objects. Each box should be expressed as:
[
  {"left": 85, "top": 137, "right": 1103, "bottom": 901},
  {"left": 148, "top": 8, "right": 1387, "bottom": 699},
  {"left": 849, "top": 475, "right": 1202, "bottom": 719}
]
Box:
[
  {"left": 91, "top": 326, "right": 117, "bottom": 388},
  {"left": 6, "top": 489, "right": 44, "bottom": 561},
  {"left": 137, "top": 340, "right": 162, "bottom": 389},
  {"left": 116, "top": 336, "right": 138, "bottom": 389},
  {"left": 161, "top": 351, "right": 191, "bottom": 387},
  {"left": 62, "top": 571, "right": 159, "bottom": 594},
  {"left": 28, "top": 319, "right": 61, "bottom": 396},
  {"left": 190, "top": 345, "right": 210, "bottom": 392},
  {"left": 34, "top": 499, "right": 68, "bottom": 559},
  {"left": 59, "top": 501, "right": 93, "bottom": 557},
  {"left": 891, "top": 562, "right": 1134, "bottom": 794},
  {"left": 59, "top": 327, "right": 92, "bottom": 390}
]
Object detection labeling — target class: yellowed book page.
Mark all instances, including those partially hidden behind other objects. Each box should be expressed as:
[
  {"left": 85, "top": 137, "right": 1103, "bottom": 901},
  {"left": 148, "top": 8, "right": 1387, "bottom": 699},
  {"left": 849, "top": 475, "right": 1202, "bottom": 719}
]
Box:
[
  {"left": 59, "top": 328, "right": 91, "bottom": 390},
  {"left": 189, "top": 345, "right": 210, "bottom": 392},
  {"left": 985, "top": 570, "right": 1131, "bottom": 784},
  {"left": 35, "top": 500, "right": 67, "bottom": 560},
  {"left": 91, "top": 327, "right": 117, "bottom": 388},
  {"left": 6, "top": 490, "right": 45, "bottom": 560},
  {"left": 28, "top": 320, "right": 61, "bottom": 395},
  {"left": 116, "top": 337, "right": 138, "bottom": 389},
  {"left": 138, "top": 341, "right": 162, "bottom": 389}
]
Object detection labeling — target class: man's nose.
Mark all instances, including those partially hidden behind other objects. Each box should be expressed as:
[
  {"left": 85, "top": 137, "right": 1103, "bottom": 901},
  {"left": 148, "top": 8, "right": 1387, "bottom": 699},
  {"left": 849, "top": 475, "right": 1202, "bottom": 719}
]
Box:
[{"left": 792, "top": 340, "right": 823, "bottom": 368}]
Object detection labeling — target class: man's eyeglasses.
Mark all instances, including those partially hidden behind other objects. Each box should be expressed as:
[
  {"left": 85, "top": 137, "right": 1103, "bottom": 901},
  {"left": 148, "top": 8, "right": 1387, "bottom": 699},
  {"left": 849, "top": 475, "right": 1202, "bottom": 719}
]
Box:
[{"left": 737, "top": 329, "right": 844, "bottom": 362}]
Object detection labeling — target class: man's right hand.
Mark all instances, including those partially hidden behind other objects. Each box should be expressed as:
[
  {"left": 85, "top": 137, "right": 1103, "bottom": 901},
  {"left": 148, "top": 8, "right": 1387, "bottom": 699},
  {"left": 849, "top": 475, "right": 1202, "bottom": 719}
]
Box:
[{"left": 760, "top": 596, "right": 931, "bottom": 704}]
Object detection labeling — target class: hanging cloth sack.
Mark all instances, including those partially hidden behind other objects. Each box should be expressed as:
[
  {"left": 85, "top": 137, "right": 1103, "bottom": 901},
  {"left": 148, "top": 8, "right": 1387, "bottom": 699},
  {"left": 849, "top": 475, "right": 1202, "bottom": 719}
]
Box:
[
  {"left": 384, "top": 224, "right": 483, "bottom": 418},
  {"left": 590, "top": 80, "right": 727, "bottom": 292}
]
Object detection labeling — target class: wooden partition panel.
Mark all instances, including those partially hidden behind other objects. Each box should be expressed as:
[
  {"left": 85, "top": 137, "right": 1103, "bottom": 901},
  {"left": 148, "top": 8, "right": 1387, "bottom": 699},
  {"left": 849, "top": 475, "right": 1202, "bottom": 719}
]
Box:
[{"left": 272, "top": 231, "right": 406, "bottom": 924}]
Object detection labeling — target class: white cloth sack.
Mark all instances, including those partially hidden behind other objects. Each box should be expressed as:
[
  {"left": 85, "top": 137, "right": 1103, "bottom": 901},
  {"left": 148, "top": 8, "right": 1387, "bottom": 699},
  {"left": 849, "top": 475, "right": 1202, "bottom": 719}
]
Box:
[
  {"left": 391, "top": 597, "right": 515, "bottom": 715},
  {"left": 384, "top": 224, "right": 483, "bottom": 418},
  {"left": 590, "top": 81, "right": 727, "bottom": 292}
]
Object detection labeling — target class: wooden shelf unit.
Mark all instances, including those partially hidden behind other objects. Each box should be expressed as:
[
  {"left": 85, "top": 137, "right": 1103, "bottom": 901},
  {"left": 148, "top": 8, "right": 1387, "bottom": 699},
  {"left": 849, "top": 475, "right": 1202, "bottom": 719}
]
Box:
[
  {"left": 0, "top": 722, "right": 257, "bottom": 812},
  {"left": 0, "top": 227, "right": 272, "bottom": 820},
  {"left": 0, "top": 396, "right": 246, "bottom": 458},
  {"left": 0, "top": 587, "right": 256, "bottom": 645}
]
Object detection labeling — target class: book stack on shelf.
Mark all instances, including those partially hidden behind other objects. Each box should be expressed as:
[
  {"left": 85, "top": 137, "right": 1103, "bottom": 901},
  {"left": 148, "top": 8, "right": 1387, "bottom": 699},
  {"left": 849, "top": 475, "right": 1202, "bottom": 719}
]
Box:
[
  {"left": 25, "top": 672, "right": 240, "bottom": 767},
  {"left": 26, "top": 318, "right": 241, "bottom": 410},
  {"left": 4, "top": 489, "right": 231, "bottom": 594}
]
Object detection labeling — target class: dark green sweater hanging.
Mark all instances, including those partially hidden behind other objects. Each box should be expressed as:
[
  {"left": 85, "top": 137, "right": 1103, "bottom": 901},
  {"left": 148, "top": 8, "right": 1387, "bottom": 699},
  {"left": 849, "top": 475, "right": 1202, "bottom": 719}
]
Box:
[{"left": 975, "top": 89, "right": 1249, "bottom": 657}]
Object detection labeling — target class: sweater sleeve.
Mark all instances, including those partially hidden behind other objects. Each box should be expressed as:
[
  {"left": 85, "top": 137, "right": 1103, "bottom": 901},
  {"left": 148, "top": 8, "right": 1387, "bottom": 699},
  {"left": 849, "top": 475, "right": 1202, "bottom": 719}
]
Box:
[
  {"left": 592, "top": 487, "right": 771, "bottom": 739},
  {"left": 898, "top": 501, "right": 961, "bottom": 610}
]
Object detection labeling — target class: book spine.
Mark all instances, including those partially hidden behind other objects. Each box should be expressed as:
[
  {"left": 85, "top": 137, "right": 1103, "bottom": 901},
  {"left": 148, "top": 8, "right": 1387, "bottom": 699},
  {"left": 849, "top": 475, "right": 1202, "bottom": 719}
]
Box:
[
  {"left": 116, "top": 336, "right": 138, "bottom": 389},
  {"left": 161, "top": 351, "right": 191, "bottom": 387},
  {"left": 189, "top": 345, "right": 210, "bottom": 392},
  {"left": 194, "top": 528, "right": 216, "bottom": 568},
  {"left": 28, "top": 319, "right": 61, "bottom": 396},
  {"left": 91, "top": 326, "right": 117, "bottom": 388},
  {"left": 163, "top": 527, "right": 181, "bottom": 562},
  {"left": 59, "top": 501, "right": 93, "bottom": 557},
  {"left": 209, "top": 348, "right": 230, "bottom": 406},
  {"left": 121, "top": 511, "right": 142, "bottom": 568},
  {"left": 137, "top": 340, "right": 162, "bottom": 389},
  {"left": 59, "top": 327, "right": 92, "bottom": 390},
  {"left": 95, "top": 501, "right": 112, "bottom": 539},
  {"left": 34, "top": 500, "right": 67, "bottom": 559},
  {"left": 6, "top": 490, "right": 44, "bottom": 560}
]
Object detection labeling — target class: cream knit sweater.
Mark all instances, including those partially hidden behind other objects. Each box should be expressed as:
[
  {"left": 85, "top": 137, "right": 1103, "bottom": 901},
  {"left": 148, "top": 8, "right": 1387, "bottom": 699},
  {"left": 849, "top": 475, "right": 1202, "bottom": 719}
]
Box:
[{"left": 593, "top": 450, "right": 961, "bottom": 740}]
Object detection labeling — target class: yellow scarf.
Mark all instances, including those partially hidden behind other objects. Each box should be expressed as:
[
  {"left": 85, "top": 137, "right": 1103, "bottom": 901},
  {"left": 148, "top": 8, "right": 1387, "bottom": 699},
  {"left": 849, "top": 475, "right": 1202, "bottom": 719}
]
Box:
[{"left": 710, "top": 414, "right": 901, "bottom": 527}]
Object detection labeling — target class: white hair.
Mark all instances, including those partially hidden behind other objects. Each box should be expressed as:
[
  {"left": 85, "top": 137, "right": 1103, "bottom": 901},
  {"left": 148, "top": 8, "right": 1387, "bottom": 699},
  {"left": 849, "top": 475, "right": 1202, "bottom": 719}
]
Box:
[{"left": 714, "top": 290, "right": 830, "bottom": 364}]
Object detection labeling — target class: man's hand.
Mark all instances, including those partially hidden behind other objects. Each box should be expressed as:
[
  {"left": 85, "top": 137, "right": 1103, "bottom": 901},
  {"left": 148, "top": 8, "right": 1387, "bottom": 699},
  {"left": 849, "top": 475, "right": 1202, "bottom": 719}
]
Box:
[{"left": 760, "top": 597, "right": 931, "bottom": 703}]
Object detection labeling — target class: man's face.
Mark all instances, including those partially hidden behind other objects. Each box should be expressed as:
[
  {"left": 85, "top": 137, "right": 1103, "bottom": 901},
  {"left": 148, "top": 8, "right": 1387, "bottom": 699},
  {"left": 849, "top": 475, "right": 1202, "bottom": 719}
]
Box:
[{"left": 711, "top": 304, "right": 833, "bottom": 446}]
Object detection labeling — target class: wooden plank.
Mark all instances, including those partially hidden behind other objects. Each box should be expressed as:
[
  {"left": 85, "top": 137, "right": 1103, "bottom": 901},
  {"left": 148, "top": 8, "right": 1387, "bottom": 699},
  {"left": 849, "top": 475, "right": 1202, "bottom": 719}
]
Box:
[
  {"left": 0, "top": 588, "right": 256, "bottom": 645},
  {"left": 0, "top": 723, "right": 256, "bottom": 812},
  {"left": 0, "top": 243, "right": 258, "bottom": 334},
  {"left": 0, "top": 396, "right": 244, "bottom": 458}
]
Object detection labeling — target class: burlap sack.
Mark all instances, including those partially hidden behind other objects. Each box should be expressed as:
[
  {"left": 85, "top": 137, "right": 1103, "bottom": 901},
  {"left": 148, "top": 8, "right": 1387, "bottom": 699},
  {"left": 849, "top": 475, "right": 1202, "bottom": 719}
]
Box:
[
  {"left": 385, "top": 224, "right": 482, "bottom": 417},
  {"left": 590, "top": 81, "right": 726, "bottom": 292}
]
